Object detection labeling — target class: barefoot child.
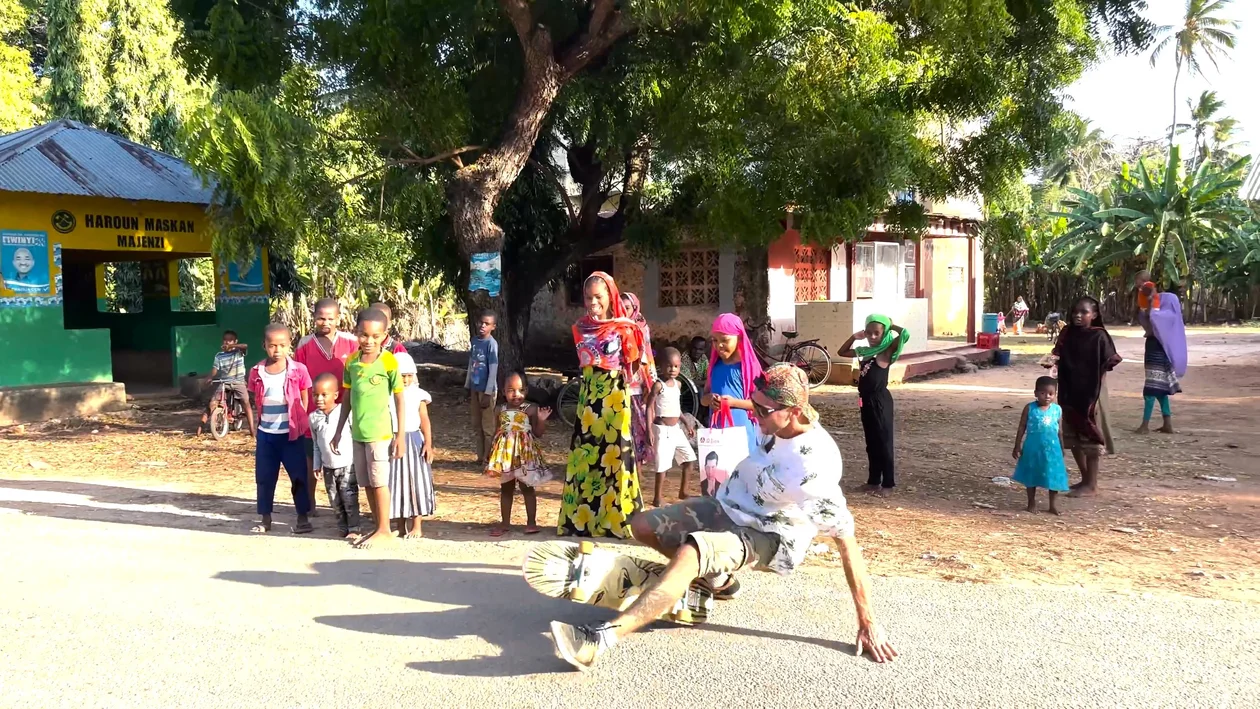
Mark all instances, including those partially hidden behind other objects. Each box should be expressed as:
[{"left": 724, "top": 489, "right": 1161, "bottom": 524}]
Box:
[
  {"left": 1048, "top": 296, "right": 1121, "bottom": 497},
  {"left": 389, "top": 352, "right": 435, "bottom": 539},
  {"left": 332, "top": 308, "right": 406, "bottom": 548},
  {"left": 645, "top": 347, "right": 698, "bottom": 506},
  {"left": 309, "top": 373, "right": 361, "bottom": 539},
  {"left": 465, "top": 311, "right": 500, "bottom": 466},
  {"left": 246, "top": 323, "right": 314, "bottom": 534},
  {"left": 485, "top": 372, "right": 552, "bottom": 536},
  {"left": 838, "top": 314, "right": 908, "bottom": 497},
  {"left": 1012, "top": 376, "right": 1069, "bottom": 515}
]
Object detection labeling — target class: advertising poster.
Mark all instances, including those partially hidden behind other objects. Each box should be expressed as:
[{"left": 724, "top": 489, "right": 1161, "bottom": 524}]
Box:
[
  {"left": 226, "top": 247, "right": 265, "bottom": 294},
  {"left": 469, "top": 252, "right": 502, "bottom": 297},
  {"left": 2, "top": 230, "right": 52, "bottom": 296}
]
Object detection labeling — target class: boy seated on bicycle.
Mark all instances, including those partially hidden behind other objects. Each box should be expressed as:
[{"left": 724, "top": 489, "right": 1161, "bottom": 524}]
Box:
[{"left": 197, "top": 330, "right": 255, "bottom": 436}]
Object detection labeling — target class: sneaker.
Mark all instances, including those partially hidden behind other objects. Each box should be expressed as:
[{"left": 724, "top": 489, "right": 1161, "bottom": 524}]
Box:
[
  {"left": 710, "top": 575, "right": 742, "bottom": 600},
  {"left": 550, "top": 621, "right": 614, "bottom": 672}
]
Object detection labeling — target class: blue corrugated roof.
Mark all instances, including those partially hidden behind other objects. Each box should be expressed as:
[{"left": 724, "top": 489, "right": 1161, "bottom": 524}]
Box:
[{"left": 0, "top": 119, "right": 215, "bottom": 205}]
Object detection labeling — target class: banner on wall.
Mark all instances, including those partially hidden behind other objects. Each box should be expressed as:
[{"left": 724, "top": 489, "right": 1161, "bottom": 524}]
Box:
[
  {"left": 469, "top": 252, "right": 501, "bottom": 297},
  {"left": 221, "top": 247, "right": 266, "bottom": 295},
  {"left": 1, "top": 230, "right": 53, "bottom": 296}
]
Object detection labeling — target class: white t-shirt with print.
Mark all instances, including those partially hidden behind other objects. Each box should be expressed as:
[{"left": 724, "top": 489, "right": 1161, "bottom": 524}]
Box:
[{"left": 717, "top": 423, "right": 855, "bottom": 575}]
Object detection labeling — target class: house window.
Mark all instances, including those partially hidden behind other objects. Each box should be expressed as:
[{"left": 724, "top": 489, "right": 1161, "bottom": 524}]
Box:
[
  {"left": 566, "top": 255, "right": 615, "bottom": 306},
  {"left": 659, "top": 249, "right": 720, "bottom": 307},
  {"left": 855, "top": 241, "right": 914, "bottom": 299},
  {"left": 793, "top": 246, "right": 830, "bottom": 302},
  {"left": 902, "top": 241, "right": 917, "bottom": 299},
  {"left": 854, "top": 244, "right": 875, "bottom": 298}
]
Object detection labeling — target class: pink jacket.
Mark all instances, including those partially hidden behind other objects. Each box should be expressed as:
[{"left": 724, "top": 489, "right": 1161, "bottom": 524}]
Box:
[{"left": 246, "top": 359, "right": 313, "bottom": 440}]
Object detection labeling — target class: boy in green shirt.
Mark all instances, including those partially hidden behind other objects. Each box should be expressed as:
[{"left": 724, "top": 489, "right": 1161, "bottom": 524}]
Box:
[{"left": 332, "top": 308, "right": 406, "bottom": 548}]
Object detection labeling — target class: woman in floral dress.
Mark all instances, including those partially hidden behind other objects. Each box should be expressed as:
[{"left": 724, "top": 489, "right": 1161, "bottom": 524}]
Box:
[{"left": 557, "top": 272, "right": 647, "bottom": 537}]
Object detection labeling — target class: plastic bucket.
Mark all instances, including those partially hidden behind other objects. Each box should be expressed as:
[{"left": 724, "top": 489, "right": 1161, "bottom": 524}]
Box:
[
  {"left": 981, "top": 313, "right": 1000, "bottom": 334},
  {"left": 994, "top": 348, "right": 1012, "bottom": 366}
]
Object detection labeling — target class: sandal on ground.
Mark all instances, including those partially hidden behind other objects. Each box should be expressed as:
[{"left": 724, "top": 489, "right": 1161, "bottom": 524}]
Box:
[{"left": 489, "top": 526, "right": 508, "bottom": 538}]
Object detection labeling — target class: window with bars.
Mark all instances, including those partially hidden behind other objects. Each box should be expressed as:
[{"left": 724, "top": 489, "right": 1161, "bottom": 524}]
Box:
[
  {"left": 659, "top": 249, "right": 720, "bottom": 307},
  {"left": 794, "top": 246, "right": 830, "bottom": 302}
]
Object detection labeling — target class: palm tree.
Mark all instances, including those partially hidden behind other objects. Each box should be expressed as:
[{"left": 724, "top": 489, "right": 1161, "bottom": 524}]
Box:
[
  {"left": 1149, "top": 0, "right": 1239, "bottom": 150},
  {"left": 1169, "top": 91, "right": 1232, "bottom": 170},
  {"left": 1044, "top": 119, "right": 1116, "bottom": 192}
]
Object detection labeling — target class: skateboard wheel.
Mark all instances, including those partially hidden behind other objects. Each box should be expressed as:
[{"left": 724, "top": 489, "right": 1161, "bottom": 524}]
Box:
[
  {"left": 570, "top": 587, "right": 589, "bottom": 602},
  {"left": 579, "top": 541, "right": 595, "bottom": 554}
]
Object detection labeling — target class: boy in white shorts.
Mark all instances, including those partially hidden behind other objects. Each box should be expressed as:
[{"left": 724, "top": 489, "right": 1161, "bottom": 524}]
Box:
[{"left": 646, "top": 347, "right": 698, "bottom": 507}]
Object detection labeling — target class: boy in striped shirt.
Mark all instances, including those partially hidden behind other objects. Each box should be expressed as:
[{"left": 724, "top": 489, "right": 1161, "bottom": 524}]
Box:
[{"left": 246, "top": 323, "right": 314, "bottom": 534}]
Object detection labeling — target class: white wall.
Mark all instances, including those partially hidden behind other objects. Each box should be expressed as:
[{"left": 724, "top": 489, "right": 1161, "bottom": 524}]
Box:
[{"left": 793, "top": 299, "right": 929, "bottom": 360}]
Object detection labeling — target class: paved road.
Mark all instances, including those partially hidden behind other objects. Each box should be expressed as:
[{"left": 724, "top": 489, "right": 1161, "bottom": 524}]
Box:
[{"left": 1, "top": 498, "right": 1257, "bottom": 708}]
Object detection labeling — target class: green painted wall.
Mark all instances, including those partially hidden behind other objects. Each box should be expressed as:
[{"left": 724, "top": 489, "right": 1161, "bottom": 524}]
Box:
[
  {"left": 172, "top": 324, "right": 224, "bottom": 383},
  {"left": 216, "top": 300, "right": 271, "bottom": 360},
  {"left": 0, "top": 306, "right": 113, "bottom": 387}
]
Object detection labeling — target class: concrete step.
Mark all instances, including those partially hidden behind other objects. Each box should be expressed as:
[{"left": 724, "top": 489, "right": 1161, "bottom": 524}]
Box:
[{"left": 828, "top": 345, "right": 995, "bottom": 385}]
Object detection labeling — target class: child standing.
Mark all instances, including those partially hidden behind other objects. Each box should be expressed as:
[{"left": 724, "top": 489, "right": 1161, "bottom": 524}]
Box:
[
  {"left": 1048, "top": 296, "right": 1121, "bottom": 497},
  {"left": 680, "top": 336, "right": 710, "bottom": 389},
  {"left": 838, "top": 314, "right": 909, "bottom": 497},
  {"left": 332, "top": 308, "right": 406, "bottom": 549},
  {"left": 1012, "top": 376, "right": 1069, "bottom": 515},
  {"left": 309, "top": 373, "right": 361, "bottom": 538},
  {"left": 485, "top": 372, "right": 552, "bottom": 536},
  {"left": 198, "top": 329, "right": 254, "bottom": 436},
  {"left": 246, "top": 323, "right": 314, "bottom": 534},
  {"left": 645, "top": 347, "right": 698, "bottom": 506},
  {"left": 389, "top": 352, "right": 436, "bottom": 539},
  {"left": 465, "top": 311, "right": 500, "bottom": 466},
  {"left": 702, "top": 314, "right": 763, "bottom": 455}
]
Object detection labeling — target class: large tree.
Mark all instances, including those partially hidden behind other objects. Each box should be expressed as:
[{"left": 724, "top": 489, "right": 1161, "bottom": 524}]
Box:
[
  {"left": 1150, "top": 0, "right": 1238, "bottom": 151},
  {"left": 174, "top": 0, "right": 1153, "bottom": 370},
  {"left": 0, "top": 0, "right": 40, "bottom": 132}
]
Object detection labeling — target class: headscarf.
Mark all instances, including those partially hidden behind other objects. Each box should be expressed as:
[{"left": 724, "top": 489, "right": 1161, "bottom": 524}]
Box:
[
  {"left": 755, "top": 363, "right": 818, "bottom": 423},
  {"left": 572, "top": 272, "right": 647, "bottom": 384},
  {"left": 1053, "top": 295, "right": 1121, "bottom": 445},
  {"left": 394, "top": 351, "right": 417, "bottom": 376},
  {"left": 621, "top": 292, "right": 656, "bottom": 390},
  {"left": 854, "top": 314, "right": 909, "bottom": 364},
  {"left": 708, "top": 313, "right": 762, "bottom": 402},
  {"left": 1147, "top": 291, "right": 1188, "bottom": 377}
]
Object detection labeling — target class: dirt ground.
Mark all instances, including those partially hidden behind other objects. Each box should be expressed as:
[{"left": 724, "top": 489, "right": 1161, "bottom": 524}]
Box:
[{"left": 2, "top": 326, "right": 1257, "bottom": 603}]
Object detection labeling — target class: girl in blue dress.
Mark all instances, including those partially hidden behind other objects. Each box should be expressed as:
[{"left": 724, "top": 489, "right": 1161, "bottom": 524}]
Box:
[
  {"left": 1012, "top": 376, "right": 1070, "bottom": 515},
  {"left": 701, "top": 313, "right": 763, "bottom": 462}
]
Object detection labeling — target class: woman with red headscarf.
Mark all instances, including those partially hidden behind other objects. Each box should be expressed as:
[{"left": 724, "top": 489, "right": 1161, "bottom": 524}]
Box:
[
  {"left": 620, "top": 292, "right": 657, "bottom": 482},
  {"left": 557, "top": 273, "right": 647, "bottom": 537}
]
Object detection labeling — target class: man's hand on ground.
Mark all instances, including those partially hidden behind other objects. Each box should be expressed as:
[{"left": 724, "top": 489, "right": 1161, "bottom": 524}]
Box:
[{"left": 855, "top": 622, "right": 898, "bottom": 663}]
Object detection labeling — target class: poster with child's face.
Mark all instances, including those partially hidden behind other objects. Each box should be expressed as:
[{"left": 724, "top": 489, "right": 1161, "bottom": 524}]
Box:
[{"left": 2, "top": 231, "right": 52, "bottom": 296}]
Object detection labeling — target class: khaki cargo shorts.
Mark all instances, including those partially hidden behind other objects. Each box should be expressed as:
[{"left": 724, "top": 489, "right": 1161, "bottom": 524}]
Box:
[
  {"left": 634, "top": 496, "right": 780, "bottom": 578},
  {"left": 353, "top": 440, "right": 391, "bottom": 488}
]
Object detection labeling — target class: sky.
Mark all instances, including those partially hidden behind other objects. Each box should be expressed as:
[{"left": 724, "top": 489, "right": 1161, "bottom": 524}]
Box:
[{"left": 1066, "top": 0, "right": 1259, "bottom": 155}]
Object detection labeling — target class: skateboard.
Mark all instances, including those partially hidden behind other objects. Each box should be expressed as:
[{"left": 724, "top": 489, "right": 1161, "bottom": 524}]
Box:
[{"left": 522, "top": 540, "right": 714, "bottom": 625}]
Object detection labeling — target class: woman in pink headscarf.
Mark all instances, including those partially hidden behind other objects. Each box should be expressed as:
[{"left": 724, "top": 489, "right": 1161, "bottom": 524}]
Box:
[{"left": 701, "top": 314, "right": 764, "bottom": 459}]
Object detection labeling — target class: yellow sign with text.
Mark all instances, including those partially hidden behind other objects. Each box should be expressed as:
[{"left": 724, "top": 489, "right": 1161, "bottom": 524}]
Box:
[{"left": 0, "top": 193, "right": 213, "bottom": 254}]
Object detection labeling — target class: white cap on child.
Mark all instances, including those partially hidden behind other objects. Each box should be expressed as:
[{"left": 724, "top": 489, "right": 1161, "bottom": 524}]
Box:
[{"left": 394, "top": 351, "right": 417, "bottom": 375}]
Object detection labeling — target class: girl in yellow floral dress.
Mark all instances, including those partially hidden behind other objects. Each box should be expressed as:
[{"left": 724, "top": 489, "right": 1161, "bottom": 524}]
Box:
[
  {"left": 486, "top": 372, "right": 552, "bottom": 536},
  {"left": 557, "top": 272, "right": 647, "bottom": 537}
]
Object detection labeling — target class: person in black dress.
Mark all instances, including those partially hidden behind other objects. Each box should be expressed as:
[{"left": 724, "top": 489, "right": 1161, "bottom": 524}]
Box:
[{"left": 839, "top": 315, "right": 908, "bottom": 497}]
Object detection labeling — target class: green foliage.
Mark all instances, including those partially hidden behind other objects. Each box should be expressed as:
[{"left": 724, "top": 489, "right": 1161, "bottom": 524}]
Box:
[
  {"left": 0, "top": 0, "right": 40, "bottom": 132},
  {"left": 40, "top": 0, "right": 204, "bottom": 152},
  {"left": 1150, "top": 0, "right": 1239, "bottom": 147}
]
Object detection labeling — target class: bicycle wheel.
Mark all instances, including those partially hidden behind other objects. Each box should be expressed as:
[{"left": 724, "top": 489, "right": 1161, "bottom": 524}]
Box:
[
  {"left": 788, "top": 344, "right": 832, "bottom": 389},
  {"left": 677, "top": 376, "right": 700, "bottom": 419},
  {"left": 210, "top": 406, "right": 230, "bottom": 440},
  {"left": 556, "top": 378, "right": 583, "bottom": 428}
]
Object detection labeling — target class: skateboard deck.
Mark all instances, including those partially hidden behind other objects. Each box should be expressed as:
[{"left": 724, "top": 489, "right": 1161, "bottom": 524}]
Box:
[{"left": 523, "top": 540, "right": 714, "bottom": 625}]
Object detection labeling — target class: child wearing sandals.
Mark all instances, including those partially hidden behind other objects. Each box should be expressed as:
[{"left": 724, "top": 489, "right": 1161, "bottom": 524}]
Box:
[
  {"left": 485, "top": 372, "right": 552, "bottom": 536},
  {"left": 389, "top": 352, "right": 436, "bottom": 538},
  {"left": 247, "top": 323, "right": 314, "bottom": 534}
]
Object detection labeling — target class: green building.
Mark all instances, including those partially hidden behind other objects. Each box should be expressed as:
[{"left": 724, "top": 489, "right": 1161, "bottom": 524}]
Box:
[{"left": 0, "top": 120, "right": 269, "bottom": 424}]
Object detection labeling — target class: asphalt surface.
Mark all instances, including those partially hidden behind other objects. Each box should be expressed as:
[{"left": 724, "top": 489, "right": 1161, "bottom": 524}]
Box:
[{"left": 1, "top": 497, "right": 1258, "bottom": 708}]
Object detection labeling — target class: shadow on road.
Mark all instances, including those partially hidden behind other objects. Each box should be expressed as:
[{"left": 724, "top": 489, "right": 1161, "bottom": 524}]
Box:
[{"left": 216, "top": 559, "right": 855, "bottom": 676}]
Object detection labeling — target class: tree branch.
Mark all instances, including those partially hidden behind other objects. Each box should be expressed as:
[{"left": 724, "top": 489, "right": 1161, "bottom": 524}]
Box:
[
  {"left": 559, "top": 0, "right": 632, "bottom": 79},
  {"left": 531, "top": 158, "right": 577, "bottom": 224}
]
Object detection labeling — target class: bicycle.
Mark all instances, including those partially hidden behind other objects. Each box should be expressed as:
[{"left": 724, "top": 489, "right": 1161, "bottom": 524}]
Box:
[
  {"left": 555, "top": 366, "right": 701, "bottom": 429},
  {"left": 207, "top": 379, "right": 250, "bottom": 440},
  {"left": 744, "top": 320, "right": 832, "bottom": 389}
]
